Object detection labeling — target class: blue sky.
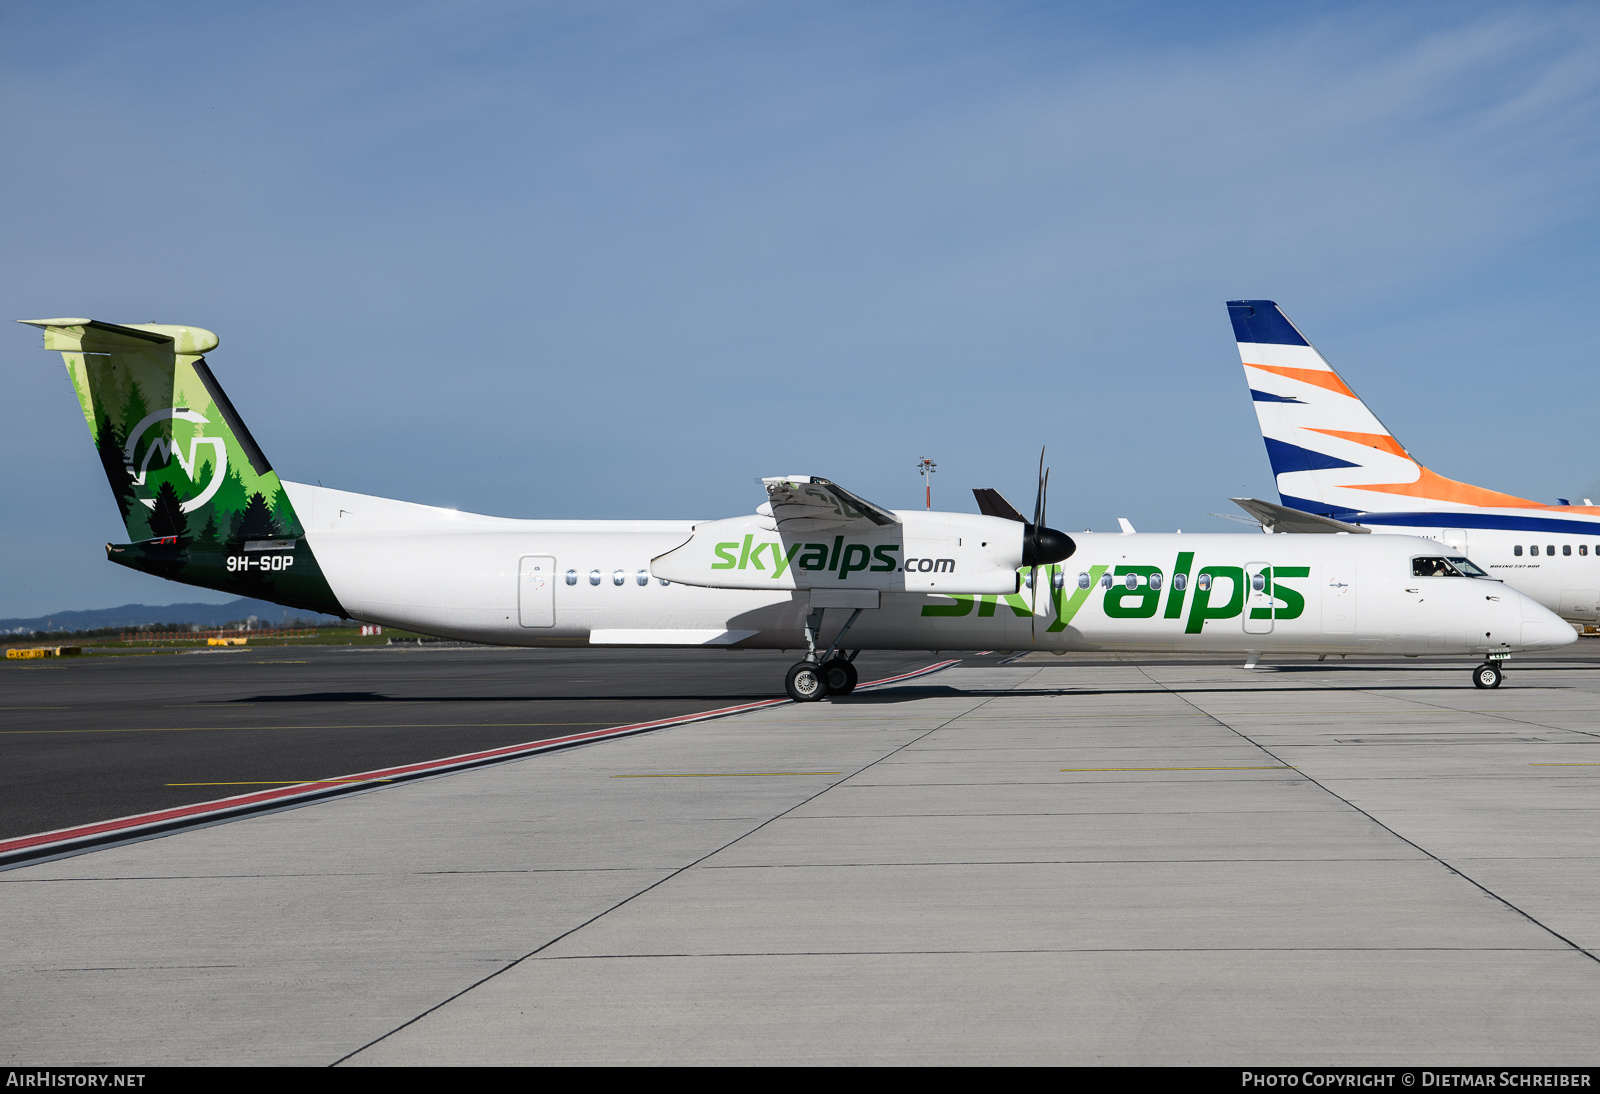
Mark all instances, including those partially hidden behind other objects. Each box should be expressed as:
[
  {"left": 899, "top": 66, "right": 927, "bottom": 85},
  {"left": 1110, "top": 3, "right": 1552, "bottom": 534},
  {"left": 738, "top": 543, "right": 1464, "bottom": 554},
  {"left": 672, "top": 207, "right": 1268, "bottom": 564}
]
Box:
[{"left": 3, "top": 1, "right": 1598, "bottom": 616}]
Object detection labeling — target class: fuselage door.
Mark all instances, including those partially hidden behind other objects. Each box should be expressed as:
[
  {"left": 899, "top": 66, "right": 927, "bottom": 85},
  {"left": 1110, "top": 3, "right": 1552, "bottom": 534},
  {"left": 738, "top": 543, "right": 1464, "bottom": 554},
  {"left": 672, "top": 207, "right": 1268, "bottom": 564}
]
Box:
[
  {"left": 519, "top": 555, "right": 556, "bottom": 628},
  {"left": 1244, "top": 562, "right": 1274, "bottom": 634},
  {"left": 1559, "top": 589, "right": 1599, "bottom": 622}
]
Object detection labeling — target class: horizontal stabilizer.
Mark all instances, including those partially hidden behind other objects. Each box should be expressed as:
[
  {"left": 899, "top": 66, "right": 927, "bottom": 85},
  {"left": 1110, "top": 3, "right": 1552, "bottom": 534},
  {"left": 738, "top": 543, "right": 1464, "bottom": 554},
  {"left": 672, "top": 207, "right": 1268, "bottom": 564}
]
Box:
[
  {"left": 1231, "top": 497, "right": 1370, "bottom": 534},
  {"left": 18, "top": 318, "right": 218, "bottom": 355}
]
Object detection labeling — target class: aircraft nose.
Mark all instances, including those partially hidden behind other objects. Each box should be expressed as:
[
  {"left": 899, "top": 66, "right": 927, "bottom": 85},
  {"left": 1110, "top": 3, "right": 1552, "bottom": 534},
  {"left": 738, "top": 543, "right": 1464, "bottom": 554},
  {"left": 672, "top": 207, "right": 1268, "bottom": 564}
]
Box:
[{"left": 1521, "top": 615, "right": 1579, "bottom": 650}]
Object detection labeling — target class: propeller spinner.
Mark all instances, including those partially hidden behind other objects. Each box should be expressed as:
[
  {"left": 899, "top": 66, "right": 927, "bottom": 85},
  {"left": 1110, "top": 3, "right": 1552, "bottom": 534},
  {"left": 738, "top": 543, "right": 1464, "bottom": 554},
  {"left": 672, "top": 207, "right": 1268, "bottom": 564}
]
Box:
[
  {"left": 973, "top": 449, "right": 1076, "bottom": 642},
  {"left": 971, "top": 465, "right": 1076, "bottom": 568}
]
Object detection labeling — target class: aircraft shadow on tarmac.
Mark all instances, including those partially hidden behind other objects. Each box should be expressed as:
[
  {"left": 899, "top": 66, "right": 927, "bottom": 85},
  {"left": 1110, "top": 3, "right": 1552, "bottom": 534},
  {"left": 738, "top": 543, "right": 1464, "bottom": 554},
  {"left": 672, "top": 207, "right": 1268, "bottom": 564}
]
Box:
[
  {"left": 231, "top": 691, "right": 804, "bottom": 704},
  {"left": 230, "top": 675, "right": 1567, "bottom": 705},
  {"left": 1262, "top": 664, "right": 1561, "bottom": 673},
  {"left": 849, "top": 683, "right": 1561, "bottom": 699}
]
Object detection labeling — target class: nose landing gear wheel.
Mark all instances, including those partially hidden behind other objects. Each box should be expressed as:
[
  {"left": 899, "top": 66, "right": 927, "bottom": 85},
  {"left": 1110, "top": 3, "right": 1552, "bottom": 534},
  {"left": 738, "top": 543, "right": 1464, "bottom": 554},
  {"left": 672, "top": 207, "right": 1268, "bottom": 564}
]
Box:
[
  {"left": 820, "top": 658, "right": 858, "bottom": 696},
  {"left": 1473, "top": 663, "right": 1504, "bottom": 689},
  {"left": 786, "top": 661, "right": 828, "bottom": 702}
]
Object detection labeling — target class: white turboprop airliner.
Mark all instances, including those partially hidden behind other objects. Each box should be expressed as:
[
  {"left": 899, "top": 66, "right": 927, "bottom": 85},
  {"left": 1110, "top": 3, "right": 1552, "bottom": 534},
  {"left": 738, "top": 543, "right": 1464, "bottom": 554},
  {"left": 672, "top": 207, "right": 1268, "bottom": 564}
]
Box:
[
  {"left": 1229, "top": 299, "right": 1600, "bottom": 628},
  {"left": 23, "top": 317, "right": 1575, "bottom": 697}
]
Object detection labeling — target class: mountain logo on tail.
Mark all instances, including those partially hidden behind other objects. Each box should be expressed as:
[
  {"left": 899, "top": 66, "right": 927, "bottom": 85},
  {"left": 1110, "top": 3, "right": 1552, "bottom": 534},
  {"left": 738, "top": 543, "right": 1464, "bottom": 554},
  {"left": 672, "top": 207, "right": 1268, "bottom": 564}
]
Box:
[{"left": 123, "top": 408, "right": 228, "bottom": 515}]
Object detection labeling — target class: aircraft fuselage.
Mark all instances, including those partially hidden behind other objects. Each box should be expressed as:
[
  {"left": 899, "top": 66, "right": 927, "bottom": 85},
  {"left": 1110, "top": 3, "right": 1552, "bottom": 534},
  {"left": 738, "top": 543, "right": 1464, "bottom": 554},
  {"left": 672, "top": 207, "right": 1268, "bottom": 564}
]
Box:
[{"left": 237, "top": 483, "right": 1571, "bottom": 658}]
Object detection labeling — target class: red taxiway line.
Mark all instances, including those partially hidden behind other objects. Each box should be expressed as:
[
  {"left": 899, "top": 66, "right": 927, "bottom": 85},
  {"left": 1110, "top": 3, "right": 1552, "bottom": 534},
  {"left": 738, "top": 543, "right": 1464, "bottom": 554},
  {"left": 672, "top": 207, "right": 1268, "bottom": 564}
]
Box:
[{"left": 0, "top": 658, "right": 961, "bottom": 869}]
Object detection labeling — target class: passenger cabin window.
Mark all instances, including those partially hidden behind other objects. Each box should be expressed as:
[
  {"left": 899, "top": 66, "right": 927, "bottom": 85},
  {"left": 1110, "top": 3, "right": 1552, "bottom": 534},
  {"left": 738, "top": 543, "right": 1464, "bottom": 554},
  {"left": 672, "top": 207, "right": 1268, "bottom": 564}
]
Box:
[
  {"left": 1052, "top": 570, "right": 1065, "bottom": 590},
  {"left": 1100, "top": 573, "right": 1114, "bottom": 589},
  {"left": 1514, "top": 545, "right": 1523, "bottom": 556},
  {"left": 1196, "top": 574, "right": 1211, "bottom": 592},
  {"left": 1078, "top": 572, "right": 1091, "bottom": 590},
  {"left": 565, "top": 569, "right": 578, "bottom": 586},
  {"left": 1583, "top": 546, "right": 1590, "bottom": 557},
  {"left": 612, "top": 569, "right": 626, "bottom": 586},
  {"left": 1564, "top": 545, "right": 1572, "bottom": 556},
  {"left": 1172, "top": 573, "right": 1187, "bottom": 591},
  {"left": 1150, "top": 572, "right": 1163, "bottom": 591},
  {"left": 1548, "top": 544, "right": 1556, "bottom": 555},
  {"left": 588, "top": 569, "right": 601, "bottom": 586},
  {"left": 1412, "top": 556, "right": 1463, "bottom": 578},
  {"left": 1530, "top": 545, "right": 1539, "bottom": 556},
  {"left": 636, "top": 569, "right": 650, "bottom": 586}
]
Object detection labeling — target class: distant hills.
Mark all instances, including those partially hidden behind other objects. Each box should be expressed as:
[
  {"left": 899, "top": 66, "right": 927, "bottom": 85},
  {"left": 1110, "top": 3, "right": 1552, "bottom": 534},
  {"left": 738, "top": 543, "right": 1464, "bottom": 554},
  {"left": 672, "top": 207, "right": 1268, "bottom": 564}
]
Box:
[{"left": 1, "top": 598, "right": 344, "bottom": 635}]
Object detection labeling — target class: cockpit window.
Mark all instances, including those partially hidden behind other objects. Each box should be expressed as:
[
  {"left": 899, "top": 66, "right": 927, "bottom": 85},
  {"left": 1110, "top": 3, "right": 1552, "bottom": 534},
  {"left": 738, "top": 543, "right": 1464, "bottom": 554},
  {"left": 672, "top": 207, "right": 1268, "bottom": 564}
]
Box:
[
  {"left": 1412, "top": 556, "right": 1463, "bottom": 577},
  {"left": 1446, "top": 556, "right": 1488, "bottom": 577}
]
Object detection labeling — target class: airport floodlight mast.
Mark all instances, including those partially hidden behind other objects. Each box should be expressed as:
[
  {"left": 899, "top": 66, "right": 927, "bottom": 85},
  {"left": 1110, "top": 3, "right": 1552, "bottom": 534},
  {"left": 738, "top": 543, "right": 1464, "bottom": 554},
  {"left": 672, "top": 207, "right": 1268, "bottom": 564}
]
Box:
[{"left": 917, "top": 457, "right": 936, "bottom": 510}]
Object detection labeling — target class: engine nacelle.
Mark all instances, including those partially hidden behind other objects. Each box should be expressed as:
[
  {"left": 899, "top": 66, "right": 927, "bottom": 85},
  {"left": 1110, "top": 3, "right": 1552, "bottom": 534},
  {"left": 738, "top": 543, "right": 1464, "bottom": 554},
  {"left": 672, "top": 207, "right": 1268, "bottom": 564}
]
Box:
[{"left": 652, "top": 510, "right": 1026, "bottom": 594}]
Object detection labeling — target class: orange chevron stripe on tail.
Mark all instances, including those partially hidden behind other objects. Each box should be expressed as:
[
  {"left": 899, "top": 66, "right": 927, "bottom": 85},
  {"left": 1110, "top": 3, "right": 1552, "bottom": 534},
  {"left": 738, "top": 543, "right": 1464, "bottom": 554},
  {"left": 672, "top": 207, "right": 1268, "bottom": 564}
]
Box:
[
  {"left": 1305, "top": 429, "right": 1412, "bottom": 459},
  {"left": 1348, "top": 466, "right": 1541, "bottom": 508},
  {"left": 1243, "top": 362, "right": 1356, "bottom": 398}
]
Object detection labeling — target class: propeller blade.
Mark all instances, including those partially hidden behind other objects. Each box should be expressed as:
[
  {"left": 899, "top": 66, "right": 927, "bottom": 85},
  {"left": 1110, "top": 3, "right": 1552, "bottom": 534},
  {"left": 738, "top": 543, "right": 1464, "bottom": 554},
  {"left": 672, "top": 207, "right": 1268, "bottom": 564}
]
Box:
[
  {"left": 1032, "top": 448, "right": 1045, "bottom": 528},
  {"left": 1039, "top": 467, "right": 1048, "bottom": 535},
  {"left": 1030, "top": 449, "right": 1047, "bottom": 645},
  {"left": 1030, "top": 563, "right": 1039, "bottom": 644}
]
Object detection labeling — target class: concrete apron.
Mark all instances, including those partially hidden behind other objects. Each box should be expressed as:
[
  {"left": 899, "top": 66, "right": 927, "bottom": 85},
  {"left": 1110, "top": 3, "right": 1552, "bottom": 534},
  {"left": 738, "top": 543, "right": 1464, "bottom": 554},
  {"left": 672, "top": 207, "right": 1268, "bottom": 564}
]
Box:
[{"left": 3, "top": 661, "right": 1599, "bottom": 1065}]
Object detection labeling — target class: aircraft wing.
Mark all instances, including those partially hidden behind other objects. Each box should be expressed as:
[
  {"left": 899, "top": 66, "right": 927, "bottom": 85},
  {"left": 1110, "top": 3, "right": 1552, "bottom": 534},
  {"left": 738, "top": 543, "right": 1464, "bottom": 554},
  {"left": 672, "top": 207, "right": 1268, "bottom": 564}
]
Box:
[
  {"left": 1231, "top": 497, "right": 1370, "bottom": 534},
  {"left": 761, "top": 476, "right": 899, "bottom": 534}
]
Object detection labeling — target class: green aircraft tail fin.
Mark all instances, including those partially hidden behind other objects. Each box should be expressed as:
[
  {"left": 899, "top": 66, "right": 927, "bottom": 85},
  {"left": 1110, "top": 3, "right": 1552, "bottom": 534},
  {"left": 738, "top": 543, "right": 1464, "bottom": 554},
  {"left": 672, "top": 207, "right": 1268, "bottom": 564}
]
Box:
[
  {"left": 25, "top": 318, "right": 343, "bottom": 616},
  {"left": 23, "top": 318, "right": 302, "bottom": 547}
]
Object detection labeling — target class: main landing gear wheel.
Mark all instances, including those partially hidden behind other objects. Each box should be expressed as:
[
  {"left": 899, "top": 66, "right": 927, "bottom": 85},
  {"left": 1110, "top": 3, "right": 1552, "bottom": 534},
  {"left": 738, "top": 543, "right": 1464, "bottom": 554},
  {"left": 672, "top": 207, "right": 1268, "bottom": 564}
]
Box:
[
  {"left": 1473, "top": 663, "right": 1504, "bottom": 689},
  {"left": 785, "top": 661, "right": 828, "bottom": 702},
  {"left": 820, "top": 658, "right": 858, "bottom": 696}
]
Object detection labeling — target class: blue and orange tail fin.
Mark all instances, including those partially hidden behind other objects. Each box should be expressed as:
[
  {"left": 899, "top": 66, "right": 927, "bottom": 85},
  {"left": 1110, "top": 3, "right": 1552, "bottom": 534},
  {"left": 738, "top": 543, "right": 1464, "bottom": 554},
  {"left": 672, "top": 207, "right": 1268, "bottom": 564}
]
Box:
[{"left": 1227, "top": 300, "right": 1538, "bottom": 516}]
